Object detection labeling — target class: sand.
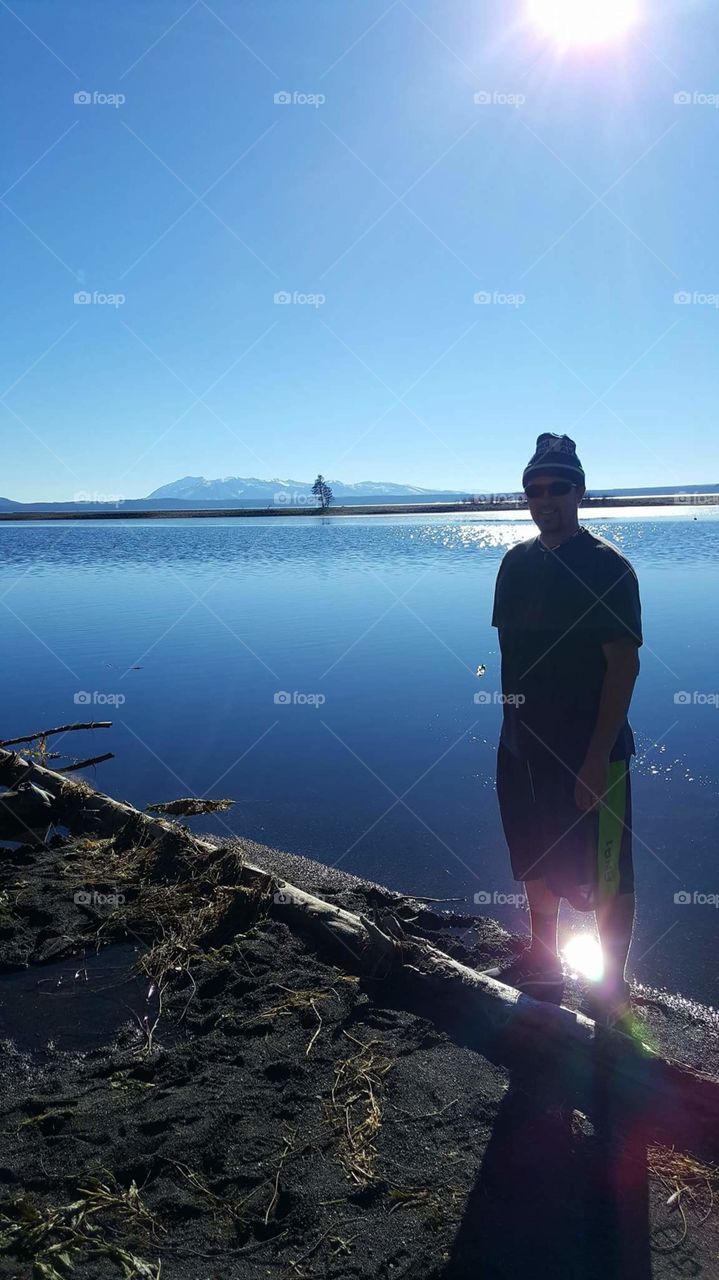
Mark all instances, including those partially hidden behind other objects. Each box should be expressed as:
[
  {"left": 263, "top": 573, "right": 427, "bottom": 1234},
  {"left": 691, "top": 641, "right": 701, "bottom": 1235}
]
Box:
[{"left": 0, "top": 828, "right": 717, "bottom": 1279}]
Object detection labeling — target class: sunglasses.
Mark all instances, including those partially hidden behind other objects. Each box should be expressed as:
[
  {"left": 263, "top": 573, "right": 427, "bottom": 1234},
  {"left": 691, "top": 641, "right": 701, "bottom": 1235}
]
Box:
[{"left": 524, "top": 481, "right": 575, "bottom": 499}]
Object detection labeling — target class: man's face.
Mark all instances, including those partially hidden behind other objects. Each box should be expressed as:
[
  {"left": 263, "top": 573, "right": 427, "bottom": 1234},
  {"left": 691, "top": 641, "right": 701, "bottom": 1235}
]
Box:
[{"left": 524, "top": 472, "right": 584, "bottom": 536}]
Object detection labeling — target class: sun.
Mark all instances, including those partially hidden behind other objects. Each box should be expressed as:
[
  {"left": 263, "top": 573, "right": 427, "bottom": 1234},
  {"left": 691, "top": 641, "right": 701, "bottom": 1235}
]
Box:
[
  {"left": 527, "top": 0, "right": 640, "bottom": 48},
  {"left": 562, "top": 932, "right": 604, "bottom": 981}
]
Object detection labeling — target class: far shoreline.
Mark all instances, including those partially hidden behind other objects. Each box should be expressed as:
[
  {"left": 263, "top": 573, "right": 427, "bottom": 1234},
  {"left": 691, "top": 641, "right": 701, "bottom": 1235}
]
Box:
[{"left": 1, "top": 493, "right": 718, "bottom": 521}]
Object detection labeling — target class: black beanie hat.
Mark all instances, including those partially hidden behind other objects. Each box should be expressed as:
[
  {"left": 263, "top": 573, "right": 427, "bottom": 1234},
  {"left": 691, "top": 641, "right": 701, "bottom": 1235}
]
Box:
[{"left": 522, "top": 433, "right": 585, "bottom": 487}]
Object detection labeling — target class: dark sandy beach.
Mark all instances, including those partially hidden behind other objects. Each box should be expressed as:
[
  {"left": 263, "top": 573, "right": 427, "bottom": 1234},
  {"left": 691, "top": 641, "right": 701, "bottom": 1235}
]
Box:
[{"left": 0, "top": 827, "right": 717, "bottom": 1279}]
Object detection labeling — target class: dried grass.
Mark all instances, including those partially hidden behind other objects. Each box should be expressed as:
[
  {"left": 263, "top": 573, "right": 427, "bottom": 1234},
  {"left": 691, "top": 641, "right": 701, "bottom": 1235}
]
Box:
[{"left": 326, "top": 1029, "right": 394, "bottom": 1186}]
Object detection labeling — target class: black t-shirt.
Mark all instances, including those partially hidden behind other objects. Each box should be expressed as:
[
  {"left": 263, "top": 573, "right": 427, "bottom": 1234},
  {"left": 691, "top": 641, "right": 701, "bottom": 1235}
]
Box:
[{"left": 491, "top": 526, "right": 642, "bottom": 769}]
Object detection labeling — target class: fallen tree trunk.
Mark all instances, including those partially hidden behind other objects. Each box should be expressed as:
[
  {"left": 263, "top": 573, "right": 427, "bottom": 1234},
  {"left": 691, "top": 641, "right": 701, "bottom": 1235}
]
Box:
[{"left": 1, "top": 745, "right": 718, "bottom": 1163}]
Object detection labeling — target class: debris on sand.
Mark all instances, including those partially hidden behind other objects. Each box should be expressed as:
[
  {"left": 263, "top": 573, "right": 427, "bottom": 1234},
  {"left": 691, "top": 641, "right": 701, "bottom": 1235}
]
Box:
[{"left": 145, "top": 797, "right": 235, "bottom": 817}]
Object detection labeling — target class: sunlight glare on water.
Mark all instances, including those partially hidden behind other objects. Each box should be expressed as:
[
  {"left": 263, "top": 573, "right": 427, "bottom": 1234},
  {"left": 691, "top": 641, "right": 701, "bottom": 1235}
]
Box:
[{"left": 412, "top": 518, "right": 536, "bottom": 553}]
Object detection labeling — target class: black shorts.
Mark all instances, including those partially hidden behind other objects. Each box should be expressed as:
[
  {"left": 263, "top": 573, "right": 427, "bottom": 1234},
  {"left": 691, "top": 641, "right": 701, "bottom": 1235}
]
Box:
[{"left": 496, "top": 742, "right": 634, "bottom": 906}]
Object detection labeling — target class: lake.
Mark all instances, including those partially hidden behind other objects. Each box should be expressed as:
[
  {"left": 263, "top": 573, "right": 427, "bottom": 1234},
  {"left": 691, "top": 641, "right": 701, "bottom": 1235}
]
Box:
[{"left": 1, "top": 507, "right": 717, "bottom": 1005}]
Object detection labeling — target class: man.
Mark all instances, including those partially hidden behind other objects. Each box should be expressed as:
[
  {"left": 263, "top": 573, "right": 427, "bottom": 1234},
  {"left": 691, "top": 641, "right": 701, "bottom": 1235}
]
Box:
[{"left": 484, "top": 433, "right": 642, "bottom": 1025}]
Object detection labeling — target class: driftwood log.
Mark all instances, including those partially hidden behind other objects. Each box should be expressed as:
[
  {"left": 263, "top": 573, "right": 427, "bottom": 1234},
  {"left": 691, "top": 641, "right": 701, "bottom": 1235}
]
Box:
[
  {"left": 0, "top": 721, "right": 112, "bottom": 747},
  {"left": 1, "top": 745, "right": 718, "bottom": 1163}
]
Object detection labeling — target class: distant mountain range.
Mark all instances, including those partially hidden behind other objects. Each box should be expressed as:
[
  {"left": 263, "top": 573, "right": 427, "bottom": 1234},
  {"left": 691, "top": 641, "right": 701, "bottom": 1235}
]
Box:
[
  {"left": 0, "top": 475, "right": 718, "bottom": 513},
  {"left": 147, "top": 476, "right": 458, "bottom": 500}
]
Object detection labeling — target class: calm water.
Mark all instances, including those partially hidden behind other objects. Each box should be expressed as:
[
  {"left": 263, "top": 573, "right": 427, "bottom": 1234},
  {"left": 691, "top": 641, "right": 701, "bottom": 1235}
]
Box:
[{"left": 1, "top": 509, "right": 717, "bottom": 1004}]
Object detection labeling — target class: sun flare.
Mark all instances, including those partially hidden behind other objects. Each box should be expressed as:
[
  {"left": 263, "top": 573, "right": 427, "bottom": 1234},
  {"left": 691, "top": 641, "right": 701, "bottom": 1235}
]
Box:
[
  {"left": 527, "top": 0, "right": 640, "bottom": 48},
  {"left": 562, "top": 933, "right": 604, "bottom": 982}
]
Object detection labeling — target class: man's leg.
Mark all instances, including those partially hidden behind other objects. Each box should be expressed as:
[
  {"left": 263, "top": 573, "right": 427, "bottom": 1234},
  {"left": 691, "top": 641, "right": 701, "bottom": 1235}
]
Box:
[
  {"left": 594, "top": 758, "right": 635, "bottom": 993},
  {"left": 489, "top": 745, "right": 564, "bottom": 996},
  {"left": 595, "top": 891, "right": 635, "bottom": 988},
  {"left": 525, "top": 876, "right": 561, "bottom": 966},
  {"left": 483, "top": 876, "right": 563, "bottom": 997}
]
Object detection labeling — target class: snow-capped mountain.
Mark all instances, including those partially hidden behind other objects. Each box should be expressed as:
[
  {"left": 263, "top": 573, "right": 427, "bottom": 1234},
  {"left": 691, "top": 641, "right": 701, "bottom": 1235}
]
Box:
[{"left": 147, "top": 476, "right": 462, "bottom": 500}]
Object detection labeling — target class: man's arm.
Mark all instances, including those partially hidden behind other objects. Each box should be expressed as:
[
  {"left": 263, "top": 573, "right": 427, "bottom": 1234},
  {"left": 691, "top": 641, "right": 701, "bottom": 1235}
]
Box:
[{"left": 574, "top": 638, "right": 641, "bottom": 812}]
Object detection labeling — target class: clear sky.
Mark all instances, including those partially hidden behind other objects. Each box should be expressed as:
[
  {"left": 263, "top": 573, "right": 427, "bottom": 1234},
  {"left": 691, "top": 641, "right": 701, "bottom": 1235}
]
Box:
[{"left": 2, "top": 0, "right": 717, "bottom": 501}]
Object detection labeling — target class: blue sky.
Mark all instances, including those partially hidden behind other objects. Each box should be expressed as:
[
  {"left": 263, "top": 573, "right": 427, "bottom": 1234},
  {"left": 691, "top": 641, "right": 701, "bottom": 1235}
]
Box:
[{"left": 1, "top": 0, "right": 717, "bottom": 500}]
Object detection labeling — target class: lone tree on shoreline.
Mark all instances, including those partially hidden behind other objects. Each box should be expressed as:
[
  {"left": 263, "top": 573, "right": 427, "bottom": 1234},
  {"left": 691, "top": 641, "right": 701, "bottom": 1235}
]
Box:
[{"left": 312, "top": 474, "right": 333, "bottom": 509}]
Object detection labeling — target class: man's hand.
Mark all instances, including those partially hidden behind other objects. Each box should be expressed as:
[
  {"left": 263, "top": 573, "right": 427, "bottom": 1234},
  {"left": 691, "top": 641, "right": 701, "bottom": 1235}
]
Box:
[
  {"left": 575, "top": 749, "right": 609, "bottom": 812},
  {"left": 575, "top": 639, "right": 640, "bottom": 812}
]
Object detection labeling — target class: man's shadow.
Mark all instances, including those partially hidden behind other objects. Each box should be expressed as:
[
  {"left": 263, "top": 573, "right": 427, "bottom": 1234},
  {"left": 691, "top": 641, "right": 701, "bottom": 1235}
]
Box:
[
  {"left": 374, "top": 971, "right": 653, "bottom": 1280},
  {"left": 442, "top": 1057, "right": 652, "bottom": 1280}
]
